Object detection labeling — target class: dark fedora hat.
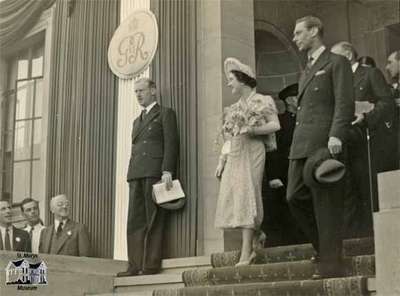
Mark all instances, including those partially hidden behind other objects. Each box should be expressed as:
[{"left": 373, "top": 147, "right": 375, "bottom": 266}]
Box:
[{"left": 303, "top": 148, "right": 346, "bottom": 188}]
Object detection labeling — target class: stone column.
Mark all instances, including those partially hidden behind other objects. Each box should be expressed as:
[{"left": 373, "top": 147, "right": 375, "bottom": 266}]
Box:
[
  {"left": 113, "top": 0, "right": 150, "bottom": 260},
  {"left": 196, "top": 0, "right": 256, "bottom": 255},
  {"left": 374, "top": 170, "right": 400, "bottom": 295}
]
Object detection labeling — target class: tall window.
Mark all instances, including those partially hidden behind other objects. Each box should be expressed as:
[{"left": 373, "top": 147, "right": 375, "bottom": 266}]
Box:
[{"left": 1, "top": 40, "right": 45, "bottom": 204}]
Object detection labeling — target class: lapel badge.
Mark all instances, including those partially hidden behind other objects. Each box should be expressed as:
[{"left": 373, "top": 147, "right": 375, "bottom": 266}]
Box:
[
  {"left": 15, "top": 237, "right": 21, "bottom": 243},
  {"left": 67, "top": 230, "right": 72, "bottom": 236}
]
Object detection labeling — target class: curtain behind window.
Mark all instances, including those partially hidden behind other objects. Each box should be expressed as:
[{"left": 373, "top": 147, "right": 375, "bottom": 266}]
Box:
[{"left": 0, "top": 0, "right": 55, "bottom": 51}]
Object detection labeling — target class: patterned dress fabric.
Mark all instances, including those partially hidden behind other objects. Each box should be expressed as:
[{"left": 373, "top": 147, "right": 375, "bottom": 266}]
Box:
[{"left": 215, "top": 93, "right": 277, "bottom": 229}]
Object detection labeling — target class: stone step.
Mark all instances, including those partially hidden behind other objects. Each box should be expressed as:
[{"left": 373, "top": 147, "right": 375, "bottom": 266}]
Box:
[
  {"left": 211, "top": 237, "right": 374, "bottom": 267},
  {"left": 112, "top": 257, "right": 211, "bottom": 294},
  {"left": 154, "top": 276, "right": 375, "bottom": 296},
  {"left": 182, "top": 255, "right": 375, "bottom": 287},
  {"left": 113, "top": 273, "right": 183, "bottom": 294}
]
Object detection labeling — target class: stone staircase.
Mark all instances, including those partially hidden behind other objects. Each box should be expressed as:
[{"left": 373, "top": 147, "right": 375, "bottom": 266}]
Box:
[{"left": 152, "top": 237, "right": 376, "bottom": 296}]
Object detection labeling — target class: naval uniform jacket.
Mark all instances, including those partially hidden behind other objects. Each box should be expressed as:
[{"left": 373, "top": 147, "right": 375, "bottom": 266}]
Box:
[{"left": 353, "top": 64, "right": 394, "bottom": 133}]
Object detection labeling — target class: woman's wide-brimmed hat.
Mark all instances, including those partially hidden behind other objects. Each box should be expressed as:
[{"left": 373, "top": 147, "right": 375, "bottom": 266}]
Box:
[{"left": 224, "top": 57, "right": 255, "bottom": 80}]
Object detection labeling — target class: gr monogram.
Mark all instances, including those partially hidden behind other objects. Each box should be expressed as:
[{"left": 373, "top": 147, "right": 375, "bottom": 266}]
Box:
[{"left": 117, "top": 32, "right": 149, "bottom": 67}]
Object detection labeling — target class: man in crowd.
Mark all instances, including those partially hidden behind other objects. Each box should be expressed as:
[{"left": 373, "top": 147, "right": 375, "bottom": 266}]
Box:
[
  {"left": 0, "top": 199, "right": 31, "bottom": 252},
  {"left": 262, "top": 84, "right": 306, "bottom": 246},
  {"left": 386, "top": 50, "right": 400, "bottom": 97},
  {"left": 385, "top": 50, "right": 400, "bottom": 167},
  {"left": 39, "top": 194, "right": 91, "bottom": 257},
  {"left": 20, "top": 198, "right": 45, "bottom": 253},
  {"left": 288, "top": 16, "right": 354, "bottom": 279},
  {"left": 117, "top": 78, "right": 179, "bottom": 277},
  {"left": 331, "top": 42, "right": 395, "bottom": 237}
]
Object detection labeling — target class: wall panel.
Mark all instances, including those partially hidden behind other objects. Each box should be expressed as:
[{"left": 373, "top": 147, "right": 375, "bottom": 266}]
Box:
[
  {"left": 47, "top": 0, "right": 119, "bottom": 258},
  {"left": 151, "top": 0, "right": 198, "bottom": 258}
]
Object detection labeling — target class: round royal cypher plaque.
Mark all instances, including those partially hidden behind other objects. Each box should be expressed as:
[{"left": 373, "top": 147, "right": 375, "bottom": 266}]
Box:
[{"left": 108, "top": 9, "right": 158, "bottom": 79}]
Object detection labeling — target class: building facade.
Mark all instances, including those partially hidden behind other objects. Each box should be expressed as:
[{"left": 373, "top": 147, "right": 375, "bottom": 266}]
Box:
[{"left": 0, "top": 0, "right": 399, "bottom": 260}]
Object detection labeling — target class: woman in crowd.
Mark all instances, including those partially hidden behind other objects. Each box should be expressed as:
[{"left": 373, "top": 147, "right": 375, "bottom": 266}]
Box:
[{"left": 214, "top": 58, "right": 280, "bottom": 266}]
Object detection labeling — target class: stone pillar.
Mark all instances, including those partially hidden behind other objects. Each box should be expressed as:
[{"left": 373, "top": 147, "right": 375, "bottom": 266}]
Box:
[
  {"left": 374, "top": 170, "right": 400, "bottom": 296},
  {"left": 196, "top": 0, "right": 255, "bottom": 255},
  {"left": 113, "top": 0, "right": 150, "bottom": 260}
]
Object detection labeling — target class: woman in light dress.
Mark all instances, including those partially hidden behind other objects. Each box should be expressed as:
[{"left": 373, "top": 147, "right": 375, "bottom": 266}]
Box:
[{"left": 215, "top": 58, "right": 281, "bottom": 266}]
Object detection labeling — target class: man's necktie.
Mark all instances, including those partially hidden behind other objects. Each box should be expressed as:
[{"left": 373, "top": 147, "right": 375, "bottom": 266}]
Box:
[
  {"left": 5, "top": 228, "right": 11, "bottom": 251},
  {"left": 140, "top": 109, "right": 147, "bottom": 121},
  {"left": 306, "top": 56, "right": 314, "bottom": 73},
  {"left": 56, "top": 222, "right": 63, "bottom": 237},
  {"left": 29, "top": 226, "right": 34, "bottom": 240}
]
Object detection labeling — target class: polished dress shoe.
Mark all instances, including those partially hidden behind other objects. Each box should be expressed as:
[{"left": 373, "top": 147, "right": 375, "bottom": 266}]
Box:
[
  {"left": 142, "top": 268, "right": 160, "bottom": 275},
  {"left": 311, "top": 270, "right": 343, "bottom": 280},
  {"left": 311, "top": 263, "right": 344, "bottom": 280},
  {"left": 310, "top": 254, "right": 320, "bottom": 263},
  {"left": 116, "top": 269, "right": 139, "bottom": 277}
]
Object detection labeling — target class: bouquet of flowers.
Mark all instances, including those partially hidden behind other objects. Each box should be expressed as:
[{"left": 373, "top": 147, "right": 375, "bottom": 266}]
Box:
[
  {"left": 222, "top": 101, "right": 270, "bottom": 139},
  {"left": 219, "top": 97, "right": 277, "bottom": 152}
]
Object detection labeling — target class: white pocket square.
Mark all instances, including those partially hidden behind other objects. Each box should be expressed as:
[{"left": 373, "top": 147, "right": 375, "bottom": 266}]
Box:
[{"left": 315, "top": 70, "right": 326, "bottom": 76}]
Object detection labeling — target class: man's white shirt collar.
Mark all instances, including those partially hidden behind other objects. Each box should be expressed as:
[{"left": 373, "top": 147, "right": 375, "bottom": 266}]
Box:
[
  {"left": 24, "top": 223, "right": 44, "bottom": 232},
  {"left": 0, "top": 225, "right": 13, "bottom": 249},
  {"left": 54, "top": 219, "right": 68, "bottom": 230},
  {"left": 308, "top": 45, "right": 326, "bottom": 65},
  {"left": 352, "top": 62, "right": 359, "bottom": 73},
  {"left": 0, "top": 225, "right": 12, "bottom": 233},
  {"left": 143, "top": 101, "right": 157, "bottom": 114}
]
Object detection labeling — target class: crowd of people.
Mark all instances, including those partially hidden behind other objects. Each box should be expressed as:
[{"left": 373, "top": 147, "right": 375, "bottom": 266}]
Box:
[
  {"left": 0, "top": 195, "right": 91, "bottom": 257},
  {"left": 214, "top": 16, "right": 399, "bottom": 279},
  {"left": 1, "top": 14, "right": 399, "bottom": 281}
]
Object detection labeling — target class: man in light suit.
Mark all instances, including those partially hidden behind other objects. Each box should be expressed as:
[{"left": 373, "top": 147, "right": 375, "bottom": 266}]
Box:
[
  {"left": 39, "top": 194, "right": 91, "bottom": 257},
  {"left": 287, "top": 16, "right": 354, "bottom": 279},
  {"left": 331, "top": 42, "right": 395, "bottom": 237},
  {"left": 0, "top": 199, "right": 31, "bottom": 252},
  {"left": 117, "top": 78, "right": 179, "bottom": 277},
  {"left": 21, "top": 198, "right": 45, "bottom": 253}
]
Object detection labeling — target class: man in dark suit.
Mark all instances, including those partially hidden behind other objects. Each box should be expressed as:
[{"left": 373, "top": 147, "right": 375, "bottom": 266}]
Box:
[
  {"left": 287, "top": 16, "right": 354, "bottom": 279},
  {"left": 117, "top": 78, "right": 179, "bottom": 277},
  {"left": 0, "top": 199, "right": 31, "bottom": 252},
  {"left": 262, "top": 85, "right": 306, "bottom": 246},
  {"left": 386, "top": 50, "right": 400, "bottom": 97},
  {"left": 331, "top": 42, "right": 395, "bottom": 237},
  {"left": 385, "top": 50, "right": 400, "bottom": 168},
  {"left": 39, "top": 194, "right": 91, "bottom": 257}
]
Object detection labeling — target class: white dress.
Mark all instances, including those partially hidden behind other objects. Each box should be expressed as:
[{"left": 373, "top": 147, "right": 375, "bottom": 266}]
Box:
[{"left": 215, "top": 93, "right": 277, "bottom": 229}]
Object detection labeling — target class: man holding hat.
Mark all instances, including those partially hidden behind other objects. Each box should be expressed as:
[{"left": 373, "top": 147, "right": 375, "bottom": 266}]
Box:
[
  {"left": 117, "top": 78, "right": 179, "bottom": 277},
  {"left": 288, "top": 16, "right": 354, "bottom": 279}
]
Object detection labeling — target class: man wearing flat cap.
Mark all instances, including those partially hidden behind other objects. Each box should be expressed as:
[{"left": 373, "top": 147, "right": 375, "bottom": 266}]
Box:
[{"left": 287, "top": 16, "right": 354, "bottom": 279}]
